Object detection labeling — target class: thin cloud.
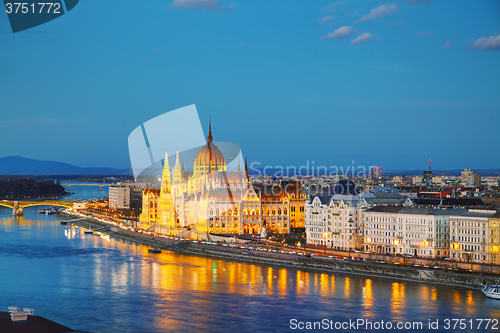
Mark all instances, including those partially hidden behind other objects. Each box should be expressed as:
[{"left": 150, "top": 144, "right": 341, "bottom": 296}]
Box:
[
  {"left": 470, "top": 34, "right": 500, "bottom": 51},
  {"left": 415, "top": 31, "right": 434, "bottom": 38},
  {"left": 154, "top": 48, "right": 170, "bottom": 54},
  {"left": 171, "top": 0, "right": 234, "bottom": 11},
  {"left": 317, "top": 15, "right": 333, "bottom": 25},
  {"left": 321, "top": 26, "right": 356, "bottom": 40},
  {"left": 350, "top": 33, "right": 373, "bottom": 45},
  {"left": 236, "top": 43, "right": 246, "bottom": 47},
  {"left": 443, "top": 41, "right": 452, "bottom": 49},
  {"left": 324, "top": 1, "right": 344, "bottom": 12},
  {"left": 407, "top": 0, "right": 433, "bottom": 7},
  {"left": 347, "top": 10, "right": 359, "bottom": 17},
  {"left": 355, "top": 4, "right": 398, "bottom": 23},
  {"left": 388, "top": 19, "right": 409, "bottom": 28}
]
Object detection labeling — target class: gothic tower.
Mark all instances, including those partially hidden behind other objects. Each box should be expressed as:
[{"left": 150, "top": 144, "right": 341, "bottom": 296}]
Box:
[{"left": 158, "top": 149, "right": 176, "bottom": 232}]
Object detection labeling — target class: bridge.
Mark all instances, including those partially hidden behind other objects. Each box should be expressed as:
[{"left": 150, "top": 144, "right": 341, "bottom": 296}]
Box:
[
  {"left": 0, "top": 200, "right": 76, "bottom": 216},
  {"left": 60, "top": 182, "right": 116, "bottom": 191}
]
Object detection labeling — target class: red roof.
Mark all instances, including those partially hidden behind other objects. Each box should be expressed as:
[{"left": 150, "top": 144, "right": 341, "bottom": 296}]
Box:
[{"left": 431, "top": 192, "right": 451, "bottom": 198}]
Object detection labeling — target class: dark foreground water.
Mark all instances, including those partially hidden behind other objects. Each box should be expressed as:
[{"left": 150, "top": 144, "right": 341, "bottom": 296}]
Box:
[{"left": 1, "top": 206, "right": 499, "bottom": 332}]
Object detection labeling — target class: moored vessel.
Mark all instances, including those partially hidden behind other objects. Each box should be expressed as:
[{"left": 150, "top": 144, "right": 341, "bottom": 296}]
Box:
[{"left": 481, "top": 280, "right": 500, "bottom": 300}]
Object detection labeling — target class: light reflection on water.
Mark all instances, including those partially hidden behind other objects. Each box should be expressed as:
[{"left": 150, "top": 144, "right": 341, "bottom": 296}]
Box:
[{"left": 1, "top": 207, "right": 500, "bottom": 333}]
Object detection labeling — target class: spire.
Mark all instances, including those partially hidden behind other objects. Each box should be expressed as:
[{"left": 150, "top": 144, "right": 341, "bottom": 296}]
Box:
[
  {"left": 173, "top": 148, "right": 182, "bottom": 184},
  {"left": 181, "top": 159, "right": 185, "bottom": 178},
  {"left": 208, "top": 134, "right": 213, "bottom": 174},
  {"left": 175, "top": 148, "right": 180, "bottom": 168},
  {"left": 207, "top": 116, "right": 213, "bottom": 142},
  {"left": 245, "top": 157, "right": 249, "bottom": 184},
  {"left": 237, "top": 157, "right": 241, "bottom": 173},
  {"left": 161, "top": 149, "right": 171, "bottom": 193}
]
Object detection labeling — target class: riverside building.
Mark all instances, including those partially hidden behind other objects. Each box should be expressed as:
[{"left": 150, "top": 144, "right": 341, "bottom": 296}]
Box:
[
  {"left": 109, "top": 182, "right": 147, "bottom": 210},
  {"left": 449, "top": 209, "right": 496, "bottom": 263},
  {"left": 364, "top": 207, "right": 466, "bottom": 258},
  {"left": 489, "top": 212, "right": 500, "bottom": 265},
  {"left": 362, "top": 207, "right": 500, "bottom": 264},
  {"left": 305, "top": 180, "right": 406, "bottom": 250},
  {"left": 138, "top": 122, "right": 304, "bottom": 237}
]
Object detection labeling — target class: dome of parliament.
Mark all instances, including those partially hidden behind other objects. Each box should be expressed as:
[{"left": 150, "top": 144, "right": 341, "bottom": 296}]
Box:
[
  {"left": 195, "top": 142, "right": 225, "bottom": 168},
  {"left": 194, "top": 121, "right": 226, "bottom": 168}
]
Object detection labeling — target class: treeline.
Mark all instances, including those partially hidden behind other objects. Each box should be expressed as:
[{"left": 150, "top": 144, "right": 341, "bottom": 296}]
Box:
[{"left": 0, "top": 178, "right": 66, "bottom": 199}]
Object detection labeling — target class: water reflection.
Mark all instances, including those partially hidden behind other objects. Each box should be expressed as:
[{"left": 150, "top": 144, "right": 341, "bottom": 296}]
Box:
[
  {"left": 1, "top": 208, "right": 499, "bottom": 333},
  {"left": 391, "top": 282, "right": 405, "bottom": 321},
  {"left": 363, "top": 279, "right": 373, "bottom": 316},
  {"left": 431, "top": 286, "right": 438, "bottom": 301},
  {"left": 344, "top": 276, "right": 351, "bottom": 298}
]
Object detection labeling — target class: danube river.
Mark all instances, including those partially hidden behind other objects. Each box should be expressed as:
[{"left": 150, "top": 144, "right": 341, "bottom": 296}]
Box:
[{"left": 1, "top": 190, "right": 499, "bottom": 332}]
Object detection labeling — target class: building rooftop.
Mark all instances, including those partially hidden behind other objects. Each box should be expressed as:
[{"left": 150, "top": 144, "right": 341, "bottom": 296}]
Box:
[
  {"left": 373, "top": 186, "right": 400, "bottom": 193},
  {"left": 364, "top": 206, "right": 468, "bottom": 215},
  {"left": 410, "top": 198, "right": 485, "bottom": 207},
  {"left": 364, "top": 206, "right": 404, "bottom": 213}
]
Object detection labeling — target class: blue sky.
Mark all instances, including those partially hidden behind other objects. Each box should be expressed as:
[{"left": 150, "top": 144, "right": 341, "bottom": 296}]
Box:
[{"left": 1, "top": 0, "right": 499, "bottom": 171}]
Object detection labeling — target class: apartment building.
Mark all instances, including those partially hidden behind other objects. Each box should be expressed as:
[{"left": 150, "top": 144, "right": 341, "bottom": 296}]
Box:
[{"left": 449, "top": 209, "right": 496, "bottom": 263}]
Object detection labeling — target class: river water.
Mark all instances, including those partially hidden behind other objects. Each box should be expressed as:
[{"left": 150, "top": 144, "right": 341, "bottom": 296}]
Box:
[{"left": 1, "top": 188, "right": 499, "bottom": 332}]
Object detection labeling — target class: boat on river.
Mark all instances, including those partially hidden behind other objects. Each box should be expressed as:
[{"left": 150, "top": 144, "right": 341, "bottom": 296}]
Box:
[
  {"left": 37, "top": 207, "right": 62, "bottom": 215},
  {"left": 481, "top": 279, "right": 500, "bottom": 300},
  {"left": 148, "top": 248, "right": 162, "bottom": 253},
  {"left": 84, "top": 224, "right": 94, "bottom": 234}
]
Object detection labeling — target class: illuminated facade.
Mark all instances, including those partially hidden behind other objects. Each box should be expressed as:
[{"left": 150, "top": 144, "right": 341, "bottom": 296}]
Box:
[
  {"left": 360, "top": 207, "right": 500, "bottom": 263},
  {"left": 489, "top": 212, "right": 500, "bottom": 265},
  {"left": 305, "top": 181, "right": 406, "bottom": 250},
  {"left": 258, "top": 182, "right": 306, "bottom": 234},
  {"left": 449, "top": 210, "right": 496, "bottom": 263}
]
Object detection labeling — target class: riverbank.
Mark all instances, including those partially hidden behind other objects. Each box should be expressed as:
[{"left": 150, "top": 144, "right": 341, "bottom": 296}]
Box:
[
  {"left": 0, "top": 191, "right": 71, "bottom": 201},
  {"left": 54, "top": 212, "right": 499, "bottom": 289},
  {"left": 0, "top": 178, "right": 69, "bottom": 201}
]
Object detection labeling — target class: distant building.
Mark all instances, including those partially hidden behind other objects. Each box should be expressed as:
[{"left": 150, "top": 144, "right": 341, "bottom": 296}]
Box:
[
  {"left": 403, "top": 197, "right": 485, "bottom": 208},
  {"left": 370, "top": 165, "right": 383, "bottom": 180},
  {"left": 461, "top": 168, "right": 481, "bottom": 186},
  {"left": 432, "top": 176, "right": 443, "bottom": 185},
  {"left": 109, "top": 182, "right": 147, "bottom": 210},
  {"left": 72, "top": 202, "right": 87, "bottom": 210},
  {"left": 423, "top": 159, "right": 432, "bottom": 182},
  {"left": 423, "top": 170, "right": 432, "bottom": 182},
  {"left": 109, "top": 186, "right": 130, "bottom": 209},
  {"left": 412, "top": 176, "right": 423, "bottom": 185},
  {"left": 393, "top": 176, "right": 403, "bottom": 184}
]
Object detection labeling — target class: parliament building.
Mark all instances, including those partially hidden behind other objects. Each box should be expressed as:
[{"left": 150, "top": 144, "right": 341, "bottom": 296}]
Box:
[{"left": 138, "top": 122, "right": 305, "bottom": 237}]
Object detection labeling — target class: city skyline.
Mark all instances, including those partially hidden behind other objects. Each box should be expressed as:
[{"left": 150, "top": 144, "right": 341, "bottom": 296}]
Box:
[
  {"left": 2, "top": 2, "right": 500, "bottom": 332},
  {"left": 1, "top": 0, "right": 499, "bottom": 170}
]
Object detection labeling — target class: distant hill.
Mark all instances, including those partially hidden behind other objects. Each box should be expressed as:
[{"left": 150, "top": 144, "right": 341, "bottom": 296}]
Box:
[{"left": 0, "top": 156, "right": 130, "bottom": 175}]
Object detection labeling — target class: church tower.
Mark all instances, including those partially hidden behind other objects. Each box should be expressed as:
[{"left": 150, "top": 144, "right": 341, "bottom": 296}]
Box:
[
  {"left": 158, "top": 149, "right": 176, "bottom": 234},
  {"left": 172, "top": 148, "right": 183, "bottom": 196}
]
